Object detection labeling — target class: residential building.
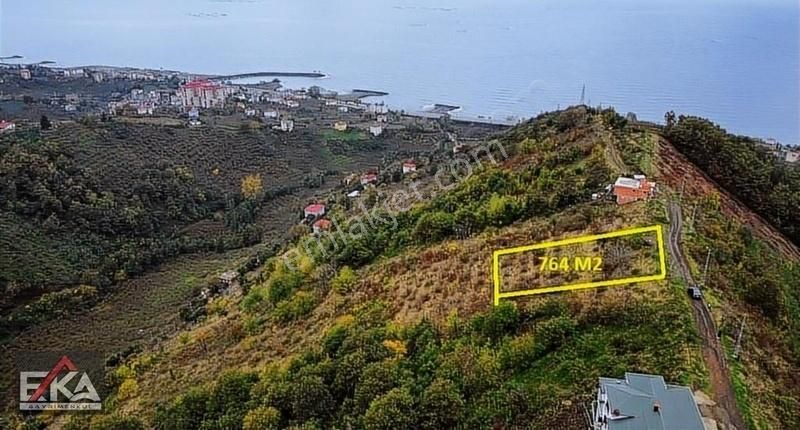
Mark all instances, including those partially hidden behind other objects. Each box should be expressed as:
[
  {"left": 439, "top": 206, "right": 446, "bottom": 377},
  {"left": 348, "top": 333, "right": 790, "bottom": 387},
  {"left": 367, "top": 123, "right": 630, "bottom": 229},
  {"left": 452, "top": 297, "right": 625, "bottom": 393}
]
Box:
[
  {"left": 338, "top": 106, "right": 349, "bottom": 113},
  {"left": 219, "top": 271, "right": 239, "bottom": 285},
  {"left": 361, "top": 172, "right": 379, "bottom": 186},
  {"left": 612, "top": 175, "right": 656, "bottom": 205},
  {"left": 592, "top": 373, "right": 704, "bottom": 430},
  {"left": 369, "top": 125, "right": 384, "bottom": 136},
  {"left": 312, "top": 219, "right": 332, "bottom": 235},
  {"left": 245, "top": 108, "right": 257, "bottom": 117},
  {"left": 304, "top": 203, "right": 326, "bottom": 218},
  {"left": 334, "top": 121, "right": 348, "bottom": 131},
  {"left": 376, "top": 114, "right": 388, "bottom": 123},
  {"left": 64, "top": 104, "right": 78, "bottom": 112},
  {"left": 279, "top": 118, "right": 294, "bottom": 132},
  {"left": 264, "top": 110, "right": 279, "bottom": 119},
  {"left": 136, "top": 104, "right": 154, "bottom": 115},
  {"left": 188, "top": 108, "right": 200, "bottom": 120},
  {"left": 178, "top": 80, "right": 232, "bottom": 109},
  {"left": 0, "top": 120, "right": 16, "bottom": 133},
  {"left": 19, "top": 68, "right": 31, "bottom": 80},
  {"left": 367, "top": 103, "right": 388, "bottom": 114},
  {"left": 402, "top": 161, "right": 417, "bottom": 174},
  {"left": 347, "top": 190, "right": 361, "bottom": 198}
]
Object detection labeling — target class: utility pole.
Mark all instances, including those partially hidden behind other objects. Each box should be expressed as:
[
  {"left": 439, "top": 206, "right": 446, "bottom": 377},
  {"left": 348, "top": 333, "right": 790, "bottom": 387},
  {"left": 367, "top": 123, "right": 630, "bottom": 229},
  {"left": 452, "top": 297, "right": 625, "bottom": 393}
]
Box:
[
  {"left": 679, "top": 175, "right": 686, "bottom": 200},
  {"left": 689, "top": 205, "right": 699, "bottom": 230},
  {"left": 702, "top": 248, "right": 712, "bottom": 286},
  {"left": 733, "top": 316, "right": 746, "bottom": 359}
]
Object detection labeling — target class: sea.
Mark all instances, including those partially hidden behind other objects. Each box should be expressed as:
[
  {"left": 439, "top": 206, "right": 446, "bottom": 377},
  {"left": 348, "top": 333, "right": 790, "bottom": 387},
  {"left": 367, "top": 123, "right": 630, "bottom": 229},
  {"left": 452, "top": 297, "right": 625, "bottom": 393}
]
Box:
[{"left": 1, "top": 0, "right": 798, "bottom": 143}]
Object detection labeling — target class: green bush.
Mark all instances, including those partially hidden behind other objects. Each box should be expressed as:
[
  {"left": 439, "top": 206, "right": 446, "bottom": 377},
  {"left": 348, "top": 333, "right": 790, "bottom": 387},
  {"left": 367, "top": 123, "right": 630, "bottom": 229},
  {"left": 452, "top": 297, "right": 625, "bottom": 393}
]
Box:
[
  {"left": 331, "top": 266, "right": 357, "bottom": 293},
  {"left": 362, "top": 387, "right": 417, "bottom": 430},
  {"left": 273, "top": 291, "right": 317, "bottom": 323}
]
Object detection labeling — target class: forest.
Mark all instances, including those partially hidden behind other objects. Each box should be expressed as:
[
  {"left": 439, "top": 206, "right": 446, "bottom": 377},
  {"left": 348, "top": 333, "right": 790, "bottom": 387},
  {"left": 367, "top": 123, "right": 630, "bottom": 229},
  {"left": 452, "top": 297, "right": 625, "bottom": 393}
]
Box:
[
  {"left": 665, "top": 115, "right": 800, "bottom": 245},
  {"left": 0, "top": 130, "right": 264, "bottom": 336}
]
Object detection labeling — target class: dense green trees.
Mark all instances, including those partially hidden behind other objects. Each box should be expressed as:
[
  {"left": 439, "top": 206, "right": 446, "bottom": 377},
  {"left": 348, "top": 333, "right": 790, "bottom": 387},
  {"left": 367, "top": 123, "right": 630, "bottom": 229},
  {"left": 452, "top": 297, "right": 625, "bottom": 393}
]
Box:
[
  {"left": 154, "top": 291, "right": 699, "bottom": 429},
  {"left": 666, "top": 115, "right": 800, "bottom": 244}
]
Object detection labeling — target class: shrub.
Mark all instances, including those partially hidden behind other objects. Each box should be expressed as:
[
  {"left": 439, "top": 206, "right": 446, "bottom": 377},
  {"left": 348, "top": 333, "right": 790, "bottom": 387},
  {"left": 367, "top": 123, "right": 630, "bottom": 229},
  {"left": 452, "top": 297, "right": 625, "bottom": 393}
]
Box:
[
  {"left": 243, "top": 406, "right": 281, "bottom": 430},
  {"left": 331, "top": 266, "right": 357, "bottom": 293},
  {"left": 90, "top": 415, "right": 145, "bottom": 430},
  {"left": 418, "top": 378, "right": 465, "bottom": 430},
  {"left": 471, "top": 302, "right": 520, "bottom": 340},
  {"left": 362, "top": 387, "right": 417, "bottom": 430},
  {"left": 273, "top": 291, "right": 317, "bottom": 323}
]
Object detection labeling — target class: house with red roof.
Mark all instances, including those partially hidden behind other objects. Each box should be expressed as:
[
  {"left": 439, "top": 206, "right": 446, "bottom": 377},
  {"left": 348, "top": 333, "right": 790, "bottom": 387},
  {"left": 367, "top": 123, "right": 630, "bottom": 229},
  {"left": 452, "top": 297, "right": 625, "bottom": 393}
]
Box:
[
  {"left": 304, "top": 203, "right": 326, "bottom": 218},
  {"left": 612, "top": 175, "right": 656, "bottom": 204},
  {"left": 312, "top": 218, "right": 332, "bottom": 235},
  {"left": 360, "top": 173, "right": 379, "bottom": 186},
  {"left": 0, "top": 120, "right": 16, "bottom": 133},
  {"left": 402, "top": 161, "right": 417, "bottom": 174}
]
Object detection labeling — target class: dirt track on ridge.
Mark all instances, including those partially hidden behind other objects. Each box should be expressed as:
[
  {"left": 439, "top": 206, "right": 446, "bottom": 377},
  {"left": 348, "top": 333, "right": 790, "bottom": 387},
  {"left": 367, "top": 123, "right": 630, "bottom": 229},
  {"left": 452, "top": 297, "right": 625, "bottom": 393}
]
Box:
[{"left": 667, "top": 201, "right": 746, "bottom": 430}]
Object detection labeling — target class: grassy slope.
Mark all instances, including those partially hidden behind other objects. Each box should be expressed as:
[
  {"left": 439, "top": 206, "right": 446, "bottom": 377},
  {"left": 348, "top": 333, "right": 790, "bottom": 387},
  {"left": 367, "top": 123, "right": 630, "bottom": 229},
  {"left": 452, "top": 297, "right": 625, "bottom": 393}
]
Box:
[{"left": 38, "top": 108, "right": 798, "bottom": 429}]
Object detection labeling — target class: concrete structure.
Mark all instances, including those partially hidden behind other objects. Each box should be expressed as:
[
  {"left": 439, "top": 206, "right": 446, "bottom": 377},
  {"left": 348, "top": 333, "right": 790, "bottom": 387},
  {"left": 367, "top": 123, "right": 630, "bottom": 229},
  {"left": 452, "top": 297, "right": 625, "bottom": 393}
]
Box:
[
  {"left": 264, "top": 110, "right": 278, "bottom": 119},
  {"left": 402, "top": 161, "right": 417, "bottom": 174},
  {"left": 178, "top": 80, "right": 232, "bottom": 109},
  {"left": 136, "top": 104, "right": 154, "bottom": 115},
  {"left": 245, "top": 108, "right": 257, "bottom": 117},
  {"left": 361, "top": 172, "right": 379, "bottom": 186},
  {"left": 312, "top": 218, "right": 332, "bottom": 234},
  {"left": 280, "top": 118, "right": 294, "bottom": 132},
  {"left": 592, "top": 373, "right": 704, "bottom": 430},
  {"left": 369, "top": 125, "right": 384, "bottom": 136},
  {"left": 64, "top": 104, "right": 77, "bottom": 112},
  {"left": 784, "top": 149, "right": 799, "bottom": 163},
  {"left": 0, "top": 120, "right": 16, "bottom": 133},
  {"left": 612, "top": 175, "right": 656, "bottom": 205},
  {"left": 367, "top": 103, "right": 388, "bottom": 114},
  {"left": 219, "top": 270, "right": 239, "bottom": 285},
  {"left": 19, "top": 69, "right": 31, "bottom": 80},
  {"left": 376, "top": 114, "right": 388, "bottom": 123},
  {"left": 334, "top": 121, "right": 348, "bottom": 131},
  {"left": 304, "top": 203, "right": 326, "bottom": 218}
]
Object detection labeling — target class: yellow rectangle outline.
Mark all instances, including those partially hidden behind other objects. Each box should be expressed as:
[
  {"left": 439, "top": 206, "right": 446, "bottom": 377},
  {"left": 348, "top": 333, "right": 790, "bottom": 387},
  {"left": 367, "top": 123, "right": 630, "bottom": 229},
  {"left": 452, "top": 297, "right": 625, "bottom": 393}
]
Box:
[{"left": 492, "top": 225, "right": 667, "bottom": 305}]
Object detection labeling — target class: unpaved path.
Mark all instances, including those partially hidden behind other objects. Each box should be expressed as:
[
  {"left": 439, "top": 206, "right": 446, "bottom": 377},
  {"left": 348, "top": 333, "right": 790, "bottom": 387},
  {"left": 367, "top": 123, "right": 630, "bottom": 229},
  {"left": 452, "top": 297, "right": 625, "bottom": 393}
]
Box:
[{"left": 668, "top": 201, "right": 747, "bottom": 430}]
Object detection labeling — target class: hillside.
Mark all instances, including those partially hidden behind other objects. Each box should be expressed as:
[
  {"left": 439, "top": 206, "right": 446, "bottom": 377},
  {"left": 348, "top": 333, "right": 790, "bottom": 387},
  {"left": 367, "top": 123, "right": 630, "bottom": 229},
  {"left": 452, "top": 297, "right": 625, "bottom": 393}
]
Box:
[{"left": 7, "top": 108, "right": 799, "bottom": 430}]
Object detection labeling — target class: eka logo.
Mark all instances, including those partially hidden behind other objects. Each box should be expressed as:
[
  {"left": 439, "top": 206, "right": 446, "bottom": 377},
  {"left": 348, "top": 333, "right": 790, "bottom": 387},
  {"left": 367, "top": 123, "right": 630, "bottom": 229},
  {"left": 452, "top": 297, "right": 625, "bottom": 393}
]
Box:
[{"left": 19, "top": 355, "right": 102, "bottom": 410}]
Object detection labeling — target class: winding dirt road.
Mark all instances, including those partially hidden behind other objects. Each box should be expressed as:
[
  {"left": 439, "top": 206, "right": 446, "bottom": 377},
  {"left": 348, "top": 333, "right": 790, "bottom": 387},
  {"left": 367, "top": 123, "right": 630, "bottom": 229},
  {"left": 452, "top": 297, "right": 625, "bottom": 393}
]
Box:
[{"left": 667, "top": 201, "right": 746, "bottom": 430}]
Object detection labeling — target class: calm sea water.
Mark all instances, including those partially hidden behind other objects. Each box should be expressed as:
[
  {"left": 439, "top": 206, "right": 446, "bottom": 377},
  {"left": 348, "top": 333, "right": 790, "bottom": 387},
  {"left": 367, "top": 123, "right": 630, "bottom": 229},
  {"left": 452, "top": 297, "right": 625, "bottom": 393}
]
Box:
[{"left": 1, "top": 0, "right": 798, "bottom": 143}]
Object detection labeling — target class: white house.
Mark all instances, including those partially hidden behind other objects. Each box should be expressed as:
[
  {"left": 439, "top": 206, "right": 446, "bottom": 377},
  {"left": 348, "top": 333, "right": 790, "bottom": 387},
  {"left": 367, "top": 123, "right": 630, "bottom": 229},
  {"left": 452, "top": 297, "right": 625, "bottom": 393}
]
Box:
[
  {"left": 137, "top": 104, "right": 154, "bottom": 115},
  {"left": 245, "top": 108, "right": 257, "bottom": 117},
  {"left": 376, "top": 114, "right": 388, "bottom": 123},
  {"left": 264, "top": 110, "right": 279, "bottom": 119},
  {"left": 402, "top": 161, "right": 417, "bottom": 174},
  {"left": 369, "top": 125, "right": 384, "bottom": 136},
  {"left": 19, "top": 69, "right": 31, "bottom": 80},
  {"left": 64, "top": 104, "right": 77, "bottom": 112},
  {"left": 280, "top": 118, "right": 294, "bottom": 132},
  {"left": 334, "top": 121, "right": 348, "bottom": 131}
]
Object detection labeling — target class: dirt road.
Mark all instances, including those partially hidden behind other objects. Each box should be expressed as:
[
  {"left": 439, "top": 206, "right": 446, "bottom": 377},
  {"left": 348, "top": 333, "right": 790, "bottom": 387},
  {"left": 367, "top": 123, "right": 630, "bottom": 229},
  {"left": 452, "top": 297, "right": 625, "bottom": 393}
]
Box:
[{"left": 667, "top": 201, "right": 747, "bottom": 430}]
